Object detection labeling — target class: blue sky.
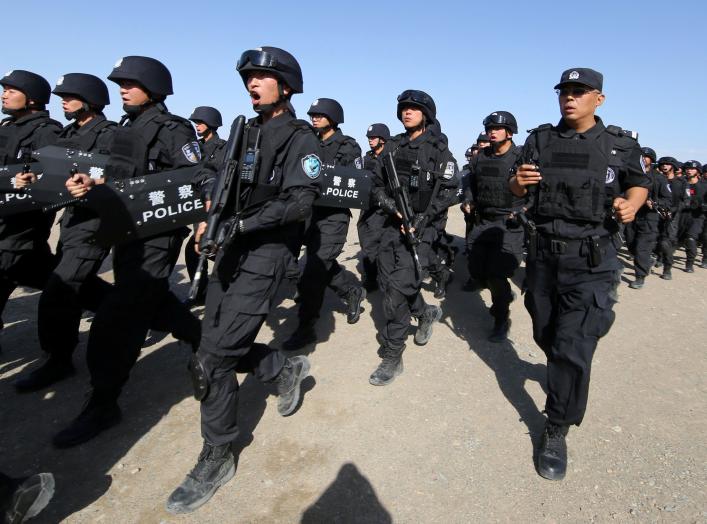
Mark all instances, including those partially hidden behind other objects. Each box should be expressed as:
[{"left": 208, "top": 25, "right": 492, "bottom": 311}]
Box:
[{"left": 4, "top": 1, "right": 706, "bottom": 163}]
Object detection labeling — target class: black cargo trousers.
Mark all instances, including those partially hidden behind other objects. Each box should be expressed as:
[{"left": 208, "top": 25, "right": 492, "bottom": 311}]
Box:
[
  {"left": 197, "top": 243, "right": 294, "bottom": 445},
  {"left": 523, "top": 235, "right": 620, "bottom": 426}
]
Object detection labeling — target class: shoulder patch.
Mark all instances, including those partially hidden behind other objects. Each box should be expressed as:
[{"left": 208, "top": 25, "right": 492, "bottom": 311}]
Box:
[
  {"left": 181, "top": 141, "right": 201, "bottom": 163},
  {"left": 301, "top": 153, "right": 321, "bottom": 179},
  {"left": 443, "top": 161, "right": 456, "bottom": 179},
  {"left": 354, "top": 156, "right": 362, "bottom": 170}
]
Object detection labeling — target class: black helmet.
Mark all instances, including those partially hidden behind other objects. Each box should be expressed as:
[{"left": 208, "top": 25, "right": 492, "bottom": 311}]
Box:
[
  {"left": 465, "top": 146, "right": 474, "bottom": 158},
  {"left": 683, "top": 160, "right": 702, "bottom": 171},
  {"left": 476, "top": 132, "right": 490, "bottom": 144},
  {"left": 641, "top": 147, "right": 657, "bottom": 163},
  {"left": 236, "top": 46, "right": 303, "bottom": 94},
  {"left": 396, "top": 90, "right": 436, "bottom": 122},
  {"left": 657, "top": 156, "right": 679, "bottom": 169},
  {"left": 483, "top": 111, "right": 518, "bottom": 134},
  {"left": 702, "top": 163, "right": 707, "bottom": 174},
  {"left": 52, "top": 73, "right": 110, "bottom": 107},
  {"left": 366, "top": 123, "right": 390, "bottom": 140},
  {"left": 107, "top": 56, "right": 173, "bottom": 97},
  {"left": 189, "top": 106, "right": 223, "bottom": 129},
  {"left": 307, "top": 98, "right": 344, "bottom": 125},
  {"left": 0, "top": 70, "right": 51, "bottom": 105}
]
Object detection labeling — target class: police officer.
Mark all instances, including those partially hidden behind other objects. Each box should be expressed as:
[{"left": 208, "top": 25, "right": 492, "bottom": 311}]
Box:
[
  {"left": 655, "top": 156, "right": 688, "bottom": 280},
  {"left": 184, "top": 105, "right": 227, "bottom": 304},
  {"left": 680, "top": 160, "right": 706, "bottom": 273},
  {"left": 14, "top": 73, "right": 117, "bottom": 391},
  {"left": 357, "top": 123, "right": 390, "bottom": 291},
  {"left": 0, "top": 70, "right": 61, "bottom": 344},
  {"left": 166, "top": 46, "right": 317, "bottom": 513},
  {"left": 627, "top": 147, "right": 671, "bottom": 289},
  {"left": 464, "top": 111, "right": 526, "bottom": 342},
  {"left": 368, "top": 89, "right": 457, "bottom": 386},
  {"left": 52, "top": 56, "right": 203, "bottom": 448},
  {"left": 510, "top": 68, "right": 649, "bottom": 480},
  {"left": 476, "top": 132, "right": 490, "bottom": 149},
  {"left": 283, "top": 98, "right": 365, "bottom": 350}
]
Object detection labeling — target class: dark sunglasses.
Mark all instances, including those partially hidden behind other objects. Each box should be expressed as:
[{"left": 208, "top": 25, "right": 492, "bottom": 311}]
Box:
[{"left": 555, "top": 87, "right": 598, "bottom": 97}]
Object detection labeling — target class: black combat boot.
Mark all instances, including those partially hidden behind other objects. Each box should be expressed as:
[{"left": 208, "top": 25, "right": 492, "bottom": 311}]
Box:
[
  {"left": 414, "top": 305, "right": 442, "bottom": 346},
  {"left": 685, "top": 261, "right": 695, "bottom": 273},
  {"left": 654, "top": 258, "right": 663, "bottom": 268},
  {"left": 701, "top": 258, "right": 707, "bottom": 269},
  {"left": 433, "top": 268, "right": 451, "bottom": 299},
  {"left": 274, "top": 356, "right": 310, "bottom": 416},
  {"left": 52, "top": 394, "right": 121, "bottom": 449},
  {"left": 1, "top": 472, "right": 55, "bottom": 524},
  {"left": 537, "top": 422, "right": 569, "bottom": 480},
  {"left": 166, "top": 442, "right": 235, "bottom": 514},
  {"left": 345, "top": 286, "right": 366, "bottom": 324},
  {"left": 628, "top": 276, "right": 645, "bottom": 289},
  {"left": 488, "top": 317, "right": 511, "bottom": 343},
  {"left": 282, "top": 321, "right": 317, "bottom": 351},
  {"left": 369, "top": 345, "right": 404, "bottom": 386},
  {"left": 660, "top": 265, "right": 672, "bottom": 280},
  {"left": 14, "top": 356, "right": 75, "bottom": 393}
]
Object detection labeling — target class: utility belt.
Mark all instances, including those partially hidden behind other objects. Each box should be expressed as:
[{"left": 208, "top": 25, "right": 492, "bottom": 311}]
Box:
[
  {"left": 535, "top": 233, "right": 613, "bottom": 267},
  {"left": 478, "top": 211, "right": 520, "bottom": 229}
]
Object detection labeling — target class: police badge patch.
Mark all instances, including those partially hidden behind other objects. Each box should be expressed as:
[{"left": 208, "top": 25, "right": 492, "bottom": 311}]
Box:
[
  {"left": 301, "top": 154, "right": 322, "bottom": 179},
  {"left": 181, "top": 142, "right": 201, "bottom": 164},
  {"left": 354, "top": 157, "right": 362, "bottom": 170},
  {"left": 443, "top": 161, "right": 455, "bottom": 180},
  {"left": 605, "top": 167, "right": 616, "bottom": 184}
]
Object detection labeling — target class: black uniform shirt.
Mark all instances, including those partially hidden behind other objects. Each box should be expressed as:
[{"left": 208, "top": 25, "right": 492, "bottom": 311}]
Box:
[
  {"left": 519, "top": 117, "right": 650, "bottom": 239},
  {"left": 226, "top": 112, "right": 321, "bottom": 244}
]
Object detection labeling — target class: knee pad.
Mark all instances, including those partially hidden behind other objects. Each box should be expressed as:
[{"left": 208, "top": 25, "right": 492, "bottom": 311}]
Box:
[{"left": 188, "top": 354, "right": 209, "bottom": 401}]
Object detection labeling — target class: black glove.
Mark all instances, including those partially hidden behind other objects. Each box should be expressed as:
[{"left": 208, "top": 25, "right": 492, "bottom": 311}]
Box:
[{"left": 378, "top": 195, "right": 398, "bottom": 216}]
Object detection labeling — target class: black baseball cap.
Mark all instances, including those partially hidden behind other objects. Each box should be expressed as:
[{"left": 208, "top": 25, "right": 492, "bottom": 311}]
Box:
[{"left": 554, "top": 68, "right": 603, "bottom": 91}]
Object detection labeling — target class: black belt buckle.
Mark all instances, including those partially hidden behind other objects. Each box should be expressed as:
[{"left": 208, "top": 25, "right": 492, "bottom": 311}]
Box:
[{"left": 550, "top": 239, "right": 567, "bottom": 254}]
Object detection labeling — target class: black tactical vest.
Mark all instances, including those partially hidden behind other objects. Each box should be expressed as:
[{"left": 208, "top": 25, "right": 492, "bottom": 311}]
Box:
[
  {"left": 536, "top": 133, "right": 612, "bottom": 223},
  {"left": 473, "top": 148, "right": 517, "bottom": 210},
  {"left": 55, "top": 119, "right": 115, "bottom": 153},
  {"left": 0, "top": 115, "right": 62, "bottom": 164},
  {"left": 240, "top": 118, "right": 312, "bottom": 211},
  {"left": 392, "top": 144, "right": 438, "bottom": 214}
]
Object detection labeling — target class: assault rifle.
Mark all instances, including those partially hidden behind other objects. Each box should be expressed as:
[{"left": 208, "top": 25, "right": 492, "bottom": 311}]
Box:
[
  {"left": 188, "top": 115, "right": 247, "bottom": 300},
  {"left": 647, "top": 199, "right": 672, "bottom": 221},
  {"left": 382, "top": 153, "right": 422, "bottom": 277}
]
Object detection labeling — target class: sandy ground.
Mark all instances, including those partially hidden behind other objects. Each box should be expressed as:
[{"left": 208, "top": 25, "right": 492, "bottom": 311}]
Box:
[{"left": 0, "top": 210, "right": 705, "bottom": 524}]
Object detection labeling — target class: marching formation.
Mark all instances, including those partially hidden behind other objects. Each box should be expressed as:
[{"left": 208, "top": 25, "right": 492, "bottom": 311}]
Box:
[{"left": 1, "top": 46, "right": 700, "bottom": 519}]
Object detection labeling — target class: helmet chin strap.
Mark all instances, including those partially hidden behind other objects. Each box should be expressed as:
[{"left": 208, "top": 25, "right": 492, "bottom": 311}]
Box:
[
  {"left": 64, "top": 102, "right": 91, "bottom": 121},
  {"left": 253, "top": 83, "right": 288, "bottom": 114}
]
